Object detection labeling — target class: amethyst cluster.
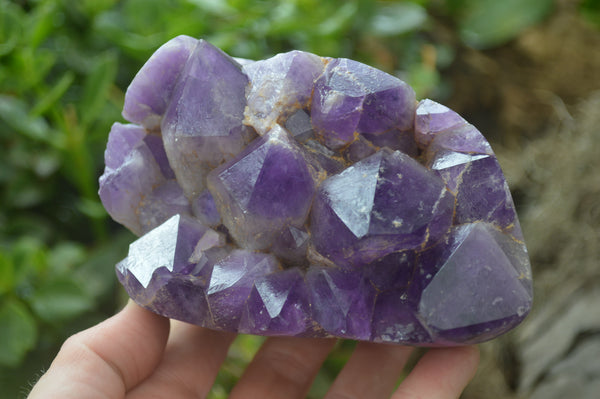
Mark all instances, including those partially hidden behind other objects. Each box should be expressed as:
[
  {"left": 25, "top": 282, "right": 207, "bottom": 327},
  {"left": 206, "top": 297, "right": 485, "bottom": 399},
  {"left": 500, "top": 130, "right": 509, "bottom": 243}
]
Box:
[{"left": 99, "top": 36, "right": 532, "bottom": 346}]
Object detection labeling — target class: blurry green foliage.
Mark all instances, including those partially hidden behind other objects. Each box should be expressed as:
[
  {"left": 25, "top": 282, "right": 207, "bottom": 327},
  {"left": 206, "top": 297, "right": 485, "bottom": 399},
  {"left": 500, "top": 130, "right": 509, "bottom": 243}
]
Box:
[
  {"left": 445, "top": 0, "right": 555, "bottom": 49},
  {"left": 0, "top": 0, "right": 556, "bottom": 396},
  {"left": 0, "top": 300, "right": 37, "bottom": 367},
  {"left": 581, "top": 0, "right": 600, "bottom": 28}
]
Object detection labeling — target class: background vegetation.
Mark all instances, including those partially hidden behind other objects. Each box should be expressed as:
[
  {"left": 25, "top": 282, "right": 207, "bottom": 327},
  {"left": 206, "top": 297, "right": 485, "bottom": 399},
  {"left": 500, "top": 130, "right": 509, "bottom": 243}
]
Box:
[{"left": 1, "top": 0, "right": 599, "bottom": 397}]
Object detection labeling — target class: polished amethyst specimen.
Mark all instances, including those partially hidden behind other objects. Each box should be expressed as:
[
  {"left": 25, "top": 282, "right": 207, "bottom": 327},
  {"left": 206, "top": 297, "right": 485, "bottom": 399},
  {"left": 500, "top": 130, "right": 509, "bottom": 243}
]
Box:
[{"left": 101, "top": 36, "right": 532, "bottom": 346}]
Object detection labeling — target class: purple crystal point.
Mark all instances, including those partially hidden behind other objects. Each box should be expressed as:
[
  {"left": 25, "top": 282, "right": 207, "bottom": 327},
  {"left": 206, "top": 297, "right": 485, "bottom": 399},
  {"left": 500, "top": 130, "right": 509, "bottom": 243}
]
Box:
[
  {"left": 244, "top": 51, "right": 326, "bottom": 134},
  {"left": 415, "top": 99, "right": 494, "bottom": 159},
  {"left": 161, "top": 39, "right": 257, "bottom": 199},
  {"left": 417, "top": 223, "right": 532, "bottom": 343},
  {"left": 311, "top": 148, "right": 454, "bottom": 267},
  {"left": 103, "top": 38, "right": 533, "bottom": 346},
  {"left": 311, "top": 58, "right": 416, "bottom": 150},
  {"left": 307, "top": 266, "right": 376, "bottom": 340},
  {"left": 367, "top": 253, "right": 427, "bottom": 344},
  {"left": 117, "top": 214, "right": 212, "bottom": 289},
  {"left": 99, "top": 123, "right": 190, "bottom": 235},
  {"left": 117, "top": 214, "right": 230, "bottom": 325},
  {"left": 239, "top": 267, "right": 310, "bottom": 336},
  {"left": 123, "top": 35, "right": 197, "bottom": 129},
  {"left": 207, "top": 250, "right": 280, "bottom": 330},
  {"left": 207, "top": 124, "right": 323, "bottom": 251},
  {"left": 102, "top": 122, "right": 146, "bottom": 169},
  {"left": 430, "top": 152, "right": 523, "bottom": 239},
  {"left": 453, "top": 156, "right": 519, "bottom": 229},
  {"left": 414, "top": 99, "right": 466, "bottom": 149}
]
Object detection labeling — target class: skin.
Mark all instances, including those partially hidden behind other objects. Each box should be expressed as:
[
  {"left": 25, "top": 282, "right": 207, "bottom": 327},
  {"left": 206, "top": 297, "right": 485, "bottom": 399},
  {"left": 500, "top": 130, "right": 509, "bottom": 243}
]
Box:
[{"left": 28, "top": 301, "right": 479, "bottom": 399}]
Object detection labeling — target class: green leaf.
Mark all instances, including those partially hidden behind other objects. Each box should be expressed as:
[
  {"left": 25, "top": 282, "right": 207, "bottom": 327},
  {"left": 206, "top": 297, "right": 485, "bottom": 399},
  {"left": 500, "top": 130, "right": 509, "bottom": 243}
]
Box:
[
  {"left": 0, "top": 300, "right": 37, "bottom": 367},
  {"left": 47, "top": 241, "right": 86, "bottom": 275},
  {"left": 317, "top": 2, "right": 358, "bottom": 36},
  {"left": 407, "top": 62, "right": 440, "bottom": 99},
  {"left": 75, "top": 231, "right": 133, "bottom": 300},
  {"left": 0, "top": 252, "right": 15, "bottom": 295},
  {"left": 32, "top": 150, "right": 61, "bottom": 178},
  {"left": 368, "top": 2, "right": 428, "bottom": 37},
  {"left": 30, "top": 278, "right": 94, "bottom": 322},
  {"left": 26, "top": 0, "right": 59, "bottom": 49},
  {"left": 79, "top": 51, "right": 118, "bottom": 128},
  {"left": 0, "top": 1, "right": 23, "bottom": 56},
  {"left": 5, "top": 174, "right": 47, "bottom": 209},
  {"left": 30, "top": 71, "right": 75, "bottom": 117},
  {"left": 11, "top": 237, "right": 47, "bottom": 281},
  {"left": 581, "top": 0, "right": 600, "bottom": 28},
  {"left": 185, "top": 0, "right": 234, "bottom": 16},
  {"left": 78, "top": 0, "right": 120, "bottom": 17},
  {"left": 12, "top": 47, "right": 57, "bottom": 92},
  {"left": 93, "top": 11, "right": 162, "bottom": 57},
  {"left": 77, "top": 197, "right": 108, "bottom": 220},
  {"left": 454, "top": 0, "right": 554, "bottom": 49},
  {"left": 0, "top": 95, "right": 51, "bottom": 143}
]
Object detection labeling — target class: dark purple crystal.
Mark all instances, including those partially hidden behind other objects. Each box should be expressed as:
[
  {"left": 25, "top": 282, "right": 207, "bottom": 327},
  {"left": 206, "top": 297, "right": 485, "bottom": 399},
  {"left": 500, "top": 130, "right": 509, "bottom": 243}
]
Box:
[
  {"left": 310, "top": 148, "right": 454, "bottom": 268},
  {"left": 207, "top": 124, "right": 323, "bottom": 251},
  {"left": 311, "top": 58, "right": 416, "bottom": 150},
  {"left": 100, "top": 36, "right": 532, "bottom": 346}
]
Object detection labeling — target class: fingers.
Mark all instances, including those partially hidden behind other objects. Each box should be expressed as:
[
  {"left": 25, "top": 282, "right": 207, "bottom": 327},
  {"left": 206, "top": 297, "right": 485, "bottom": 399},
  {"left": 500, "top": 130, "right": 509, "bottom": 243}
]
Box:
[
  {"left": 28, "top": 301, "right": 169, "bottom": 399},
  {"left": 127, "top": 320, "right": 236, "bottom": 399},
  {"left": 28, "top": 299, "right": 478, "bottom": 399},
  {"left": 392, "top": 345, "right": 480, "bottom": 399},
  {"left": 324, "top": 342, "right": 414, "bottom": 399},
  {"left": 229, "top": 336, "right": 336, "bottom": 399}
]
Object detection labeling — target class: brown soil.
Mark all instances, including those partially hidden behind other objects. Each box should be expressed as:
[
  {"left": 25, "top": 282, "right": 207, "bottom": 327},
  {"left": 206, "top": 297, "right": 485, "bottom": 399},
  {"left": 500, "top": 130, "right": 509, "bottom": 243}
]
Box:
[{"left": 447, "top": 1, "right": 600, "bottom": 146}]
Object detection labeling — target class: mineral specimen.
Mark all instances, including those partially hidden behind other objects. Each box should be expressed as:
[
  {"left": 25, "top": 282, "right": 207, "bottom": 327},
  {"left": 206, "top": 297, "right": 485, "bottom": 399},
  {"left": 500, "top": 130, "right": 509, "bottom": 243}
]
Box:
[{"left": 100, "top": 36, "right": 533, "bottom": 346}]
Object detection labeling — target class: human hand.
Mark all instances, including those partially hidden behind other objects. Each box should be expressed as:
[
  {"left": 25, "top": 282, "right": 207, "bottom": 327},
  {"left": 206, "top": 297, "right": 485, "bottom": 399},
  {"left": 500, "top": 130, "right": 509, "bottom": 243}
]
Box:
[{"left": 28, "top": 301, "right": 479, "bottom": 399}]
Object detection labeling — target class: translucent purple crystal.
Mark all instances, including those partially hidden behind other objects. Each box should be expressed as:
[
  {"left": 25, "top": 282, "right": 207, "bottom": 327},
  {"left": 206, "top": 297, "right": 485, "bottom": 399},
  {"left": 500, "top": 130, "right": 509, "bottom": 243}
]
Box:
[
  {"left": 207, "top": 124, "right": 324, "bottom": 251},
  {"left": 239, "top": 267, "right": 310, "bottom": 336},
  {"left": 98, "top": 123, "right": 191, "bottom": 235},
  {"left": 161, "top": 39, "right": 257, "bottom": 198},
  {"left": 310, "top": 148, "right": 454, "bottom": 268},
  {"left": 122, "top": 35, "right": 198, "bottom": 130},
  {"left": 100, "top": 35, "right": 533, "bottom": 346},
  {"left": 311, "top": 58, "right": 416, "bottom": 150},
  {"left": 243, "top": 50, "right": 325, "bottom": 134}
]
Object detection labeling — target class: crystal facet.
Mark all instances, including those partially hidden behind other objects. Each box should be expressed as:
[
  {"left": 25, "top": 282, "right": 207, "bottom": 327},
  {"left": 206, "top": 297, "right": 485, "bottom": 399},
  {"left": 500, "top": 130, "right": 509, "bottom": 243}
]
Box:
[
  {"left": 101, "top": 35, "right": 533, "bottom": 346},
  {"left": 311, "top": 149, "right": 453, "bottom": 267},
  {"left": 161, "top": 39, "right": 257, "bottom": 198},
  {"left": 207, "top": 124, "right": 324, "bottom": 251},
  {"left": 311, "top": 58, "right": 416, "bottom": 150}
]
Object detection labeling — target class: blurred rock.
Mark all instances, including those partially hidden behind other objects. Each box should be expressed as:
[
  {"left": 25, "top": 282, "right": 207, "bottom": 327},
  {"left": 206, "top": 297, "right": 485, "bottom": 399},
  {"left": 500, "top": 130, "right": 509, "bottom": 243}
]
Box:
[
  {"left": 518, "top": 287, "right": 600, "bottom": 394},
  {"left": 529, "top": 335, "right": 600, "bottom": 399}
]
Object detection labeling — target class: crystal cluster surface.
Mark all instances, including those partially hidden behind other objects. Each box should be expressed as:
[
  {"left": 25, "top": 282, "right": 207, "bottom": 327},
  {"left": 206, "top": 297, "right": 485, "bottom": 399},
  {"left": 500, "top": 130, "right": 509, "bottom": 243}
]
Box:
[{"left": 100, "top": 36, "right": 532, "bottom": 345}]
